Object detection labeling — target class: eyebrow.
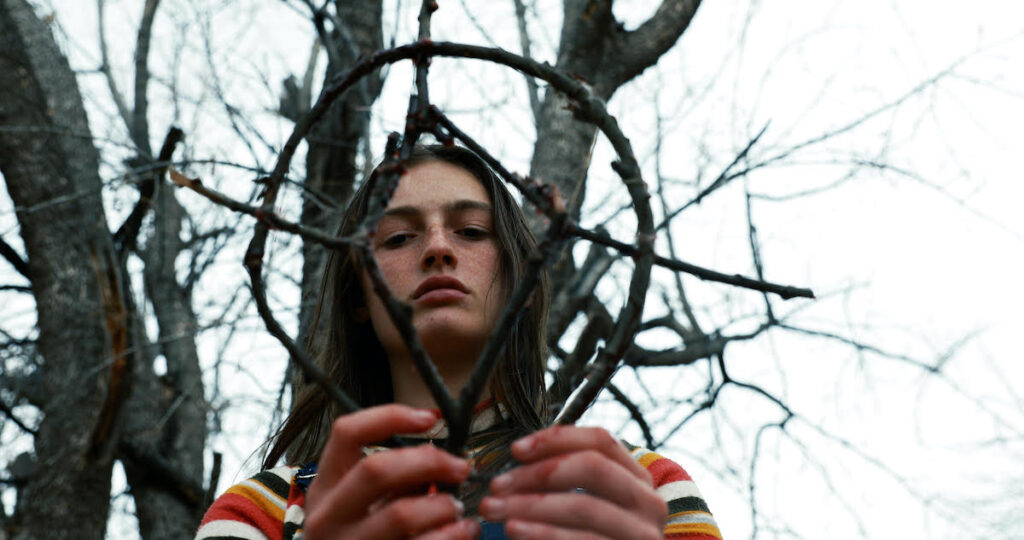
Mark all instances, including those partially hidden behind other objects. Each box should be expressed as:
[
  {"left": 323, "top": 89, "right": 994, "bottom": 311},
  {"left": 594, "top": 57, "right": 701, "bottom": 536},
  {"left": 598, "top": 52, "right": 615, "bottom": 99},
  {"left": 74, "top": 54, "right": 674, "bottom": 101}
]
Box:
[{"left": 382, "top": 199, "right": 492, "bottom": 218}]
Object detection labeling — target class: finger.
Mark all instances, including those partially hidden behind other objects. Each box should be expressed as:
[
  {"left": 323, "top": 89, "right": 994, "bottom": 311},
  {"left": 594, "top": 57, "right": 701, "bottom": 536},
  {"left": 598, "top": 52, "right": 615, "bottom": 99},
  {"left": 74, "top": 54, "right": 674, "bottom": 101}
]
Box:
[
  {"left": 511, "top": 426, "right": 649, "bottom": 483},
  {"left": 315, "top": 404, "right": 438, "bottom": 485},
  {"left": 489, "top": 450, "right": 665, "bottom": 523},
  {"left": 480, "top": 493, "right": 662, "bottom": 540},
  {"left": 414, "top": 518, "right": 482, "bottom": 540},
  {"left": 348, "top": 494, "right": 464, "bottom": 540},
  {"left": 320, "top": 444, "right": 470, "bottom": 524},
  {"left": 504, "top": 520, "right": 607, "bottom": 540}
]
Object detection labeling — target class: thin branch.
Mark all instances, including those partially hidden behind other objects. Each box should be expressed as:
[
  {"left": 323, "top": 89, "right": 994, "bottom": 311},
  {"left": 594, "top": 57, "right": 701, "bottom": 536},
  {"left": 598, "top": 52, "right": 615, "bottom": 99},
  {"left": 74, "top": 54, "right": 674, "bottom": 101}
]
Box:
[
  {"left": 548, "top": 299, "right": 612, "bottom": 407},
  {"left": 511, "top": 0, "right": 542, "bottom": 123},
  {"left": 656, "top": 122, "right": 769, "bottom": 230},
  {"left": 242, "top": 254, "right": 361, "bottom": 416},
  {"left": 744, "top": 182, "right": 777, "bottom": 323},
  {"left": 169, "top": 169, "right": 353, "bottom": 252},
  {"left": 0, "top": 397, "right": 36, "bottom": 435},
  {"left": 132, "top": 0, "right": 161, "bottom": 156},
  {"left": 572, "top": 224, "right": 814, "bottom": 300},
  {"left": 778, "top": 323, "right": 939, "bottom": 373},
  {"left": 96, "top": 0, "right": 132, "bottom": 132},
  {"left": 755, "top": 47, "right": 985, "bottom": 171},
  {"left": 654, "top": 109, "right": 702, "bottom": 334},
  {"left": 625, "top": 339, "right": 726, "bottom": 367},
  {"left": 113, "top": 126, "right": 184, "bottom": 253},
  {"left": 0, "top": 236, "right": 29, "bottom": 278},
  {"left": 416, "top": 0, "right": 436, "bottom": 41},
  {"left": 201, "top": 451, "right": 222, "bottom": 514},
  {"left": 547, "top": 237, "right": 615, "bottom": 341},
  {"left": 606, "top": 382, "right": 655, "bottom": 449}
]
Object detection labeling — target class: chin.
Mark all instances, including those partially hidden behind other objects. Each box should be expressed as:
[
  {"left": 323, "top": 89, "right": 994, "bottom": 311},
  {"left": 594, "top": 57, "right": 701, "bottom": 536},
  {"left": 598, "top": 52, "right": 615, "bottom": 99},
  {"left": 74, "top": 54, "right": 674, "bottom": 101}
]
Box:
[{"left": 416, "top": 318, "right": 489, "bottom": 356}]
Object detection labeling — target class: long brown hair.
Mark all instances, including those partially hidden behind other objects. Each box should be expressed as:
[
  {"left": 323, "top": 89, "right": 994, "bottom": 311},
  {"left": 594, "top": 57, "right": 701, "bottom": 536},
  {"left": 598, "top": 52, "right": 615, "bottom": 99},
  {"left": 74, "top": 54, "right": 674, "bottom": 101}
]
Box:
[{"left": 264, "top": 145, "right": 550, "bottom": 497}]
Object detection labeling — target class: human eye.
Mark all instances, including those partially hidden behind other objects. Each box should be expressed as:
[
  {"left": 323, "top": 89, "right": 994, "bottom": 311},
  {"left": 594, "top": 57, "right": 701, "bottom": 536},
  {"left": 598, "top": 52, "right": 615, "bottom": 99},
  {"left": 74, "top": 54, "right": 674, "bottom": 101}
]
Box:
[
  {"left": 381, "top": 232, "right": 413, "bottom": 248},
  {"left": 458, "top": 226, "right": 491, "bottom": 240}
]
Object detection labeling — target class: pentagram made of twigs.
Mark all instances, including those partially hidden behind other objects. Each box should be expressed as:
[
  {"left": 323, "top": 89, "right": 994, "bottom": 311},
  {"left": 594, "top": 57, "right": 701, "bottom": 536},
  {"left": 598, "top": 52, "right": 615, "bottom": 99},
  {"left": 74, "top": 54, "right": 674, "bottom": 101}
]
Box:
[
  {"left": 255, "top": 36, "right": 653, "bottom": 456},
  {"left": 168, "top": 2, "right": 810, "bottom": 460}
]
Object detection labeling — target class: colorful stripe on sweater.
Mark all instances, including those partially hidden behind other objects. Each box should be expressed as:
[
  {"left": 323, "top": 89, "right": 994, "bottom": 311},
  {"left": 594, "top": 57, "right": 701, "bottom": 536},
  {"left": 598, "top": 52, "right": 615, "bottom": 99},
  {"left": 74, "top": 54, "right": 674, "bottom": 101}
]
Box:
[
  {"left": 196, "top": 445, "right": 722, "bottom": 540},
  {"left": 624, "top": 443, "right": 723, "bottom": 540}
]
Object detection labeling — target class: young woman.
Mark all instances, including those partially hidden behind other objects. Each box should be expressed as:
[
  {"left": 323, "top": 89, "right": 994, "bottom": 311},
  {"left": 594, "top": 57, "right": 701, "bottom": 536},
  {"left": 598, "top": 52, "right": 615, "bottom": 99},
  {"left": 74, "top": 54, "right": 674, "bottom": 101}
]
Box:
[{"left": 196, "top": 145, "right": 722, "bottom": 540}]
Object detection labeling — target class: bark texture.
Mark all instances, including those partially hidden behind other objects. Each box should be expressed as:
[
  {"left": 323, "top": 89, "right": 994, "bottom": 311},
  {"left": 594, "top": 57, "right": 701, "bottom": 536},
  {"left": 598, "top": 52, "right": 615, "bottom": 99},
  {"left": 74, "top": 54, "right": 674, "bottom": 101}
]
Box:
[
  {"left": 530, "top": 0, "right": 702, "bottom": 308},
  {"left": 530, "top": 0, "right": 702, "bottom": 220},
  {"left": 295, "top": 0, "right": 384, "bottom": 358},
  {"left": 0, "top": 1, "right": 125, "bottom": 538},
  {"left": 121, "top": 162, "right": 207, "bottom": 539}
]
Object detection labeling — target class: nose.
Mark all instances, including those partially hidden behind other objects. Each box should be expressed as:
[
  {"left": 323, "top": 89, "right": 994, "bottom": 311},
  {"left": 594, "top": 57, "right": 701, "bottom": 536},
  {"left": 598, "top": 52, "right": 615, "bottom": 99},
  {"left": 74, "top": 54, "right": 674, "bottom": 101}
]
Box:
[{"left": 420, "top": 228, "right": 457, "bottom": 270}]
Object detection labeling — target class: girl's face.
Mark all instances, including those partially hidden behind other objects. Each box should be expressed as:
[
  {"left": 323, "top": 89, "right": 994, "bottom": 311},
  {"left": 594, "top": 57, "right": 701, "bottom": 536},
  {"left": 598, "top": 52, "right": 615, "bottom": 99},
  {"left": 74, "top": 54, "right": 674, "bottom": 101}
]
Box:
[{"left": 362, "top": 160, "right": 506, "bottom": 363}]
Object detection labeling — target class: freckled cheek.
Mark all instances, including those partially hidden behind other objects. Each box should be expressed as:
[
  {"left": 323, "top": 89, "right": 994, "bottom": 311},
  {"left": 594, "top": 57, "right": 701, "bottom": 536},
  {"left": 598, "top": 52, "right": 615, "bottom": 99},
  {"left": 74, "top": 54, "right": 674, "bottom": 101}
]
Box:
[{"left": 373, "top": 252, "right": 416, "bottom": 293}]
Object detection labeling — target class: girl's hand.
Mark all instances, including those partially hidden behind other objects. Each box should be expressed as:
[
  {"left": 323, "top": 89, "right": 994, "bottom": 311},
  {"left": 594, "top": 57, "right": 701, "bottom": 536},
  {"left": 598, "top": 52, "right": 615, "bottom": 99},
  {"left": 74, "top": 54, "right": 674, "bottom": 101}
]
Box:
[
  {"left": 304, "top": 404, "right": 481, "bottom": 539},
  {"left": 480, "top": 426, "right": 667, "bottom": 540}
]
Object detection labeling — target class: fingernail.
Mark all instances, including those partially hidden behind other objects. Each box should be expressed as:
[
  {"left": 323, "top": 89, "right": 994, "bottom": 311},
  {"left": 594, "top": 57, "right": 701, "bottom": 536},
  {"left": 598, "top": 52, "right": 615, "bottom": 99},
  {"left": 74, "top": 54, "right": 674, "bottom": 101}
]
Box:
[
  {"left": 490, "top": 473, "right": 512, "bottom": 494},
  {"left": 480, "top": 497, "right": 506, "bottom": 520},
  {"left": 452, "top": 458, "right": 471, "bottom": 476},
  {"left": 451, "top": 496, "right": 465, "bottom": 516},
  {"left": 412, "top": 409, "right": 436, "bottom": 423},
  {"left": 506, "top": 520, "right": 535, "bottom": 538},
  {"left": 511, "top": 436, "right": 534, "bottom": 455},
  {"left": 463, "top": 518, "right": 482, "bottom": 537}
]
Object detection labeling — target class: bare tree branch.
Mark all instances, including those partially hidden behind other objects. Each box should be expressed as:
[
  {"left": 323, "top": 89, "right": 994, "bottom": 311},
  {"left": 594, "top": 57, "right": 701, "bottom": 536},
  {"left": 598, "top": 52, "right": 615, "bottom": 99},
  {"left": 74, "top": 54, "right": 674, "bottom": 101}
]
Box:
[
  {"left": 607, "top": 0, "right": 703, "bottom": 89},
  {"left": 0, "top": 396, "right": 35, "bottom": 435},
  {"left": 96, "top": 0, "right": 132, "bottom": 134},
  {"left": 0, "top": 236, "right": 29, "bottom": 279},
  {"left": 656, "top": 122, "right": 770, "bottom": 230},
  {"left": 572, "top": 224, "right": 814, "bottom": 300},
  {"left": 511, "top": 0, "right": 542, "bottom": 123},
  {"left": 606, "top": 382, "right": 655, "bottom": 449},
  {"left": 112, "top": 126, "right": 184, "bottom": 253},
  {"left": 131, "top": 0, "right": 160, "bottom": 157}
]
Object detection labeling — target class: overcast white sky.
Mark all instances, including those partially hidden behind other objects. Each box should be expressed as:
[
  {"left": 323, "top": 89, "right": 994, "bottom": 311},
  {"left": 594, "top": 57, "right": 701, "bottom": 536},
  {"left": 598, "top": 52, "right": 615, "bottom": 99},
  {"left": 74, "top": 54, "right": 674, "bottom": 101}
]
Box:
[{"left": 3, "top": 1, "right": 1023, "bottom": 539}]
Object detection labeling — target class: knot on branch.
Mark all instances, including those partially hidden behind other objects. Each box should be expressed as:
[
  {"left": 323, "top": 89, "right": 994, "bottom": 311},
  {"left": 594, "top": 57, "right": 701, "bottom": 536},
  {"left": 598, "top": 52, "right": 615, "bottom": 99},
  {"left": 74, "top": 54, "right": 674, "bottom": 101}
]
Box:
[
  {"left": 634, "top": 232, "right": 656, "bottom": 254},
  {"left": 252, "top": 208, "right": 279, "bottom": 230}
]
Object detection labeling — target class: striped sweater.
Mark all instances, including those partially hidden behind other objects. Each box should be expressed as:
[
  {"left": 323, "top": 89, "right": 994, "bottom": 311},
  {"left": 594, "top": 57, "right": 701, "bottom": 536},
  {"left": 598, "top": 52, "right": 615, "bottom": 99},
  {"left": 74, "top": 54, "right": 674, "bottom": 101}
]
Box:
[{"left": 196, "top": 444, "right": 722, "bottom": 539}]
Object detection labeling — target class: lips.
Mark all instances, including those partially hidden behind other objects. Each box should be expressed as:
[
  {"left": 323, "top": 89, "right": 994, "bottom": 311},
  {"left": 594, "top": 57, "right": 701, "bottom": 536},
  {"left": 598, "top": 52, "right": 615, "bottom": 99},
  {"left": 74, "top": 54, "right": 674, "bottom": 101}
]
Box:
[{"left": 412, "top": 275, "right": 469, "bottom": 300}]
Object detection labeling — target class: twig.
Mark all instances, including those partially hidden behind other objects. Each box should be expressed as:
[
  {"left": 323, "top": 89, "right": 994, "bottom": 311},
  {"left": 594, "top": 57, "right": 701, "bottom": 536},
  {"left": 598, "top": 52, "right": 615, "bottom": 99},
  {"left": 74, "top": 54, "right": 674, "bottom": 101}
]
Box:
[
  {"left": 606, "top": 382, "right": 655, "bottom": 449},
  {"left": 744, "top": 183, "right": 777, "bottom": 322},
  {"left": 169, "top": 169, "right": 354, "bottom": 252},
  {"left": 243, "top": 254, "right": 360, "bottom": 415},
  {"left": 96, "top": 0, "right": 132, "bottom": 132},
  {"left": 0, "top": 397, "right": 36, "bottom": 435},
  {"left": 572, "top": 224, "right": 814, "bottom": 300},
  {"left": 656, "top": 122, "right": 769, "bottom": 230},
  {"left": 113, "top": 126, "right": 184, "bottom": 253},
  {"left": 201, "top": 451, "right": 222, "bottom": 514},
  {"left": 0, "top": 236, "right": 29, "bottom": 278},
  {"left": 511, "top": 0, "right": 542, "bottom": 123}
]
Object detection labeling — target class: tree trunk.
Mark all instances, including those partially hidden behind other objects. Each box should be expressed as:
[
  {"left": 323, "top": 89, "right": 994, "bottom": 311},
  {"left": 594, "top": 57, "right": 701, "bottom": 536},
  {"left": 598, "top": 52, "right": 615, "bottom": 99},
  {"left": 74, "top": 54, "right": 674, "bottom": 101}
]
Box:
[
  {"left": 532, "top": 0, "right": 702, "bottom": 296},
  {"left": 0, "top": 1, "right": 127, "bottom": 538},
  {"left": 295, "top": 0, "right": 384, "bottom": 367},
  {"left": 122, "top": 173, "right": 207, "bottom": 540}
]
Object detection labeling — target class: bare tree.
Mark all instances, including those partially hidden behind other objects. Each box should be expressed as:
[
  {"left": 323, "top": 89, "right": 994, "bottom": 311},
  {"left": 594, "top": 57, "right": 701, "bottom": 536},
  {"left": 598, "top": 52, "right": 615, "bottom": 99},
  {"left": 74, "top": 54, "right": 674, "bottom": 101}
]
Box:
[
  {"left": 2, "top": 1, "right": 1021, "bottom": 539},
  {"left": 1, "top": 1, "right": 126, "bottom": 536},
  {"left": 1, "top": 0, "right": 205, "bottom": 538}
]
